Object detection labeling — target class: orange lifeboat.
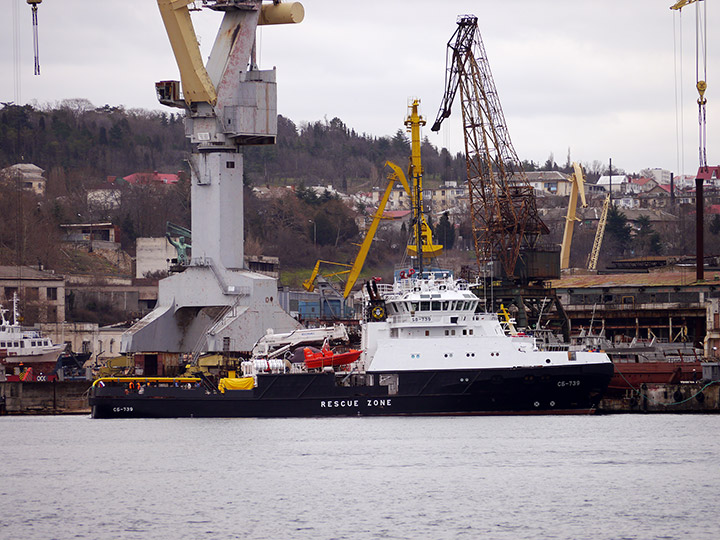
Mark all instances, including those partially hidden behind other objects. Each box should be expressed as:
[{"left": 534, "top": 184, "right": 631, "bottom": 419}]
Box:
[{"left": 303, "top": 345, "right": 362, "bottom": 370}]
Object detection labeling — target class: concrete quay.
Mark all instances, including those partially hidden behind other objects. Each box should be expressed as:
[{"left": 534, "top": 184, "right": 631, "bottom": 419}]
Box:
[
  {"left": 2, "top": 380, "right": 719, "bottom": 415},
  {"left": 0, "top": 381, "right": 91, "bottom": 415}
]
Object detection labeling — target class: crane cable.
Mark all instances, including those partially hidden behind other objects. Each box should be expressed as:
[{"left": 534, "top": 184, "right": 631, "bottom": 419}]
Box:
[
  {"left": 12, "top": 0, "right": 21, "bottom": 102},
  {"left": 673, "top": 10, "right": 685, "bottom": 178},
  {"left": 695, "top": 0, "right": 708, "bottom": 169},
  {"left": 30, "top": 0, "right": 41, "bottom": 76}
]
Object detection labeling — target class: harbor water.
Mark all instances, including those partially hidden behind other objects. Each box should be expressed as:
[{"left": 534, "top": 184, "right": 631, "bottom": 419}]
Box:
[{"left": 2, "top": 414, "right": 719, "bottom": 540}]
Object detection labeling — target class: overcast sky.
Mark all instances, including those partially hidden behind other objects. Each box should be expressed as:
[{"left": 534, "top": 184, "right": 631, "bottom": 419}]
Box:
[{"left": 3, "top": 0, "right": 718, "bottom": 176}]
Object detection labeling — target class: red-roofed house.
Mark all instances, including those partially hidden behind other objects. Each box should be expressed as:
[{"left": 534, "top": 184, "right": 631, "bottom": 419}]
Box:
[
  {"left": 383, "top": 210, "right": 412, "bottom": 220},
  {"left": 629, "top": 177, "right": 659, "bottom": 192},
  {"left": 638, "top": 184, "right": 673, "bottom": 208},
  {"left": 108, "top": 171, "right": 180, "bottom": 185}
]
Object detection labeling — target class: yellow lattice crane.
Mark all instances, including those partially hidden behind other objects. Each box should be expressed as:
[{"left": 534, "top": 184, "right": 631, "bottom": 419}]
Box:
[
  {"left": 587, "top": 193, "right": 611, "bottom": 272},
  {"left": 303, "top": 100, "right": 442, "bottom": 297},
  {"left": 560, "top": 163, "right": 588, "bottom": 270}
]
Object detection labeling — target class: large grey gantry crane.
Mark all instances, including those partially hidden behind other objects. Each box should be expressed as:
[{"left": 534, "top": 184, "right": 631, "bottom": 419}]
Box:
[{"left": 121, "top": 1, "right": 305, "bottom": 356}]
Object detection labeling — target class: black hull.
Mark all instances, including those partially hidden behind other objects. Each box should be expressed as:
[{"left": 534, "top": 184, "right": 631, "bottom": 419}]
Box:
[{"left": 90, "top": 363, "right": 614, "bottom": 418}]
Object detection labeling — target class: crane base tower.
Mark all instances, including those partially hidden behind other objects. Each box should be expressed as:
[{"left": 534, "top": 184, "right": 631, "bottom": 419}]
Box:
[{"left": 121, "top": 1, "right": 303, "bottom": 355}]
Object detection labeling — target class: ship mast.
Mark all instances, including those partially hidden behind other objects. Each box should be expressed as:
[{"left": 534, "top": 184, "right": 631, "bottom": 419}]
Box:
[{"left": 404, "top": 99, "right": 442, "bottom": 272}]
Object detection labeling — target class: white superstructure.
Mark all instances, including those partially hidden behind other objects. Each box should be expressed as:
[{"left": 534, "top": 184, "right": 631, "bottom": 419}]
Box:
[
  {"left": 0, "top": 294, "right": 64, "bottom": 364},
  {"left": 362, "top": 270, "right": 610, "bottom": 372}
]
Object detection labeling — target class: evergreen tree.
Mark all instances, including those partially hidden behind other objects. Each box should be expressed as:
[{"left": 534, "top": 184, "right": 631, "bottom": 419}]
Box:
[
  {"left": 606, "top": 205, "right": 632, "bottom": 254},
  {"left": 436, "top": 211, "right": 455, "bottom": 250},
  {"left": 710, "top": 214, "right": 720, "bottom": 236}
]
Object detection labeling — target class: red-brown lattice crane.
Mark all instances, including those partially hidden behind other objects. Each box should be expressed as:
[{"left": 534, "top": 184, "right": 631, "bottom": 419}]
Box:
[{"left": 431, "top": 15, "right": 549, "bottom": 279}]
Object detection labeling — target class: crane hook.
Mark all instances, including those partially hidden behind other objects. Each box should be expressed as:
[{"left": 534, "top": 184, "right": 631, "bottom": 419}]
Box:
[{"left": 27, "top": 0, "right": 42, "bottom": 76}]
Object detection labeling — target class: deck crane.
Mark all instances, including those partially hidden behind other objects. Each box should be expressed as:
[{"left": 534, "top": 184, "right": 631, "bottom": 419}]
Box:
[
  {"left": 431, "top": 15, "right": 548, "bottom": 279},
  {"left": 559, "top": 162, "right": 588, "bottom": 270}
]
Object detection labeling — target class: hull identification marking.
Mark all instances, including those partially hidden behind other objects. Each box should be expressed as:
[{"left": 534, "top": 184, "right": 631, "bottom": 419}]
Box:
[
  {"left": 320, "top": 399, "right": 392, "bottom": 408},
  {"left": 557, "top": 380, "right": 581, "bottom": 387}
]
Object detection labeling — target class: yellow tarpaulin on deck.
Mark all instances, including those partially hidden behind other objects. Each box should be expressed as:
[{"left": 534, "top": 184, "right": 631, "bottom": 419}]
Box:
[{"left": 218, "top": 377, "right": 255, "bottom": 393}]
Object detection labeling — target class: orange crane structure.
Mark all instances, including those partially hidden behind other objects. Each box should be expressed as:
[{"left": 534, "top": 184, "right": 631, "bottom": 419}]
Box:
[
  {"left": 431, "top": 15, "right": 568, "bottom": 339},
  {"left": 431, "top": 15, "right": 549, "bottom": 280}
]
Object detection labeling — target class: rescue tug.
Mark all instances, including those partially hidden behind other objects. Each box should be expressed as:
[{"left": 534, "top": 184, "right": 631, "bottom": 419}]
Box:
[{"left": 89, "top": 269, "right": 614, "bottom": 418}]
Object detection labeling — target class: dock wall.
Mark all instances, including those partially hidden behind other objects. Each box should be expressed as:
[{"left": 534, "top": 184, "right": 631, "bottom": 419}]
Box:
[
  {"left": 1, "top": 381, "right": 719, "bottom": 415},
  {"left": 0, "top": 381, "right": 91, "bottom": 414},
  {"left": 599, "top": 382, "right": 720, "bottom": 413}
]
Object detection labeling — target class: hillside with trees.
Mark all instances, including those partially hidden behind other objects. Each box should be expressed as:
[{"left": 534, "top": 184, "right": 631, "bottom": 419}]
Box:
[
  {"left": 1, "top": 101, "right": 713, "bottom": 280},
  {"left": 0, "top": 101, "right": 470, "bottom": 279}
]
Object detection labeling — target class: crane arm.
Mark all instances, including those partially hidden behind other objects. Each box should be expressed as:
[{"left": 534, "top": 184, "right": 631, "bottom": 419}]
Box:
[
  {"left": 306, "top": 161, "right": 413, "bottom": 299},
  {"left": 384, "top": 161, "right": 412, "bottom": 195},
  {"left": 156, "top": 0, "right": 218, "bottom": 106},
  {"left": 670, "top": 0, "right": 700, "bottom": 10},
  {"left": 587, "top": 194, "right": 611, "bottom": 271},
  {"left": 342, "top": 164, "right": 400, "bottom": 298},
  {"left": 430, "top": 20, "right": 470, "bottom": 132},
  {"left": 559, "top": 162, "right": 588, "bottom": 270},
  {"left": 156, "top": 1, "right": 304, "bottom": 107},
  {"left": 303, "top": 260, "right": 353, "bottom": 292}
]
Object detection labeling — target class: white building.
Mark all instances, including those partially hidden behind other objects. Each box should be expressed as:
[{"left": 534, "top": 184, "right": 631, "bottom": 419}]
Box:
[
  {"left": 596, "top": 174, "right": 629, "bottom": 193},
  {"left": 427, "top": 181, "right": 467, "bottom": 211},
  {"left": 525, "top": 171, "right": 573, "bottom": 196},
  {"left": 1, "top": 163, "right": 46, "bottom": 196},
  {"left": 646, "top": 168, "right": 672, "bottom": 186},
  {"left": 136, "top": 238, "right": 177, "bottom": 278}
]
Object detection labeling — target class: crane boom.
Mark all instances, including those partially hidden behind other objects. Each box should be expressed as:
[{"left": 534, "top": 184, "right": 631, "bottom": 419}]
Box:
[
  {"left": 304, "top": 161, "right": 412, "bottom": 299},
  {"left": 341, "top": 164, "right": 406, "bottom": 298},
  {"left": 432, "top": 15, "right": 548, "bottom": 277},
  {"left": 560, "top": 162, "right": 588, "bottom": 270},
  {"left": 156, "top": 0, "right": 304, "bottom": 106},
  {"left": 156, "top": 0, "right": 218, "bottom": 105},
  {"left": 587, "top": 194, "right": 611, "bottom": 272}
]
